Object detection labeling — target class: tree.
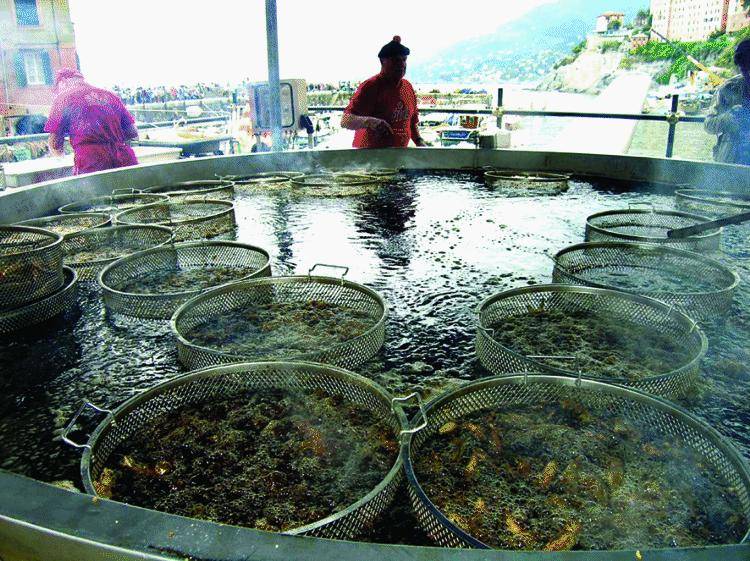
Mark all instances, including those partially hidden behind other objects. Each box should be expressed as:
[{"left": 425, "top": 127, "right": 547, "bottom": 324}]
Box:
[
  {"left": 635, "top": 9, "right": 653, "bottom": 31},
  {"left": 744, "top": 0, "right": 750, "bottom": 12}
]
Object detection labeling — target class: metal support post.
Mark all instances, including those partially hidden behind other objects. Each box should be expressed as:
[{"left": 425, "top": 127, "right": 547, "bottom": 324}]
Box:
[
  {"left": 496, "top": 87, "right": 504, "bottom": 129},
  {"left": 265, "top": 0, "right": 284, "bottom": 152},
  {"left": 665, "top": 94, "right": 679, "bottom": 158}
]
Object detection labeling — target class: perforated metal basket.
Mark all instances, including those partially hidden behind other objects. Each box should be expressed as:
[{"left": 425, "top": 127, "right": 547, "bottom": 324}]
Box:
[
  {"left": 0, "top": 225, "right": 64, "bottom": 311},
  {"left": 292, "top": 173, "right": 377, "bottom": 187},
  {"left": 551, "top": 242, "right": 739, "bottom": 322},
  {"left": 65, "top": 361, "right": 408, "bottom": 540},
  {"left": 0, "top": 266, "right": 78, "bottom": 334},
  {"left": 228, "top": 171, "right": 304, "bottom": 192},
  {"left": 144, "top": 180, "right": 235, "bottom": 202},
  {"left": 114, "top": 200, "right": 236, "bottom": 242},
  {"left": 337, "top": 169, "right": 400, "bottom": 181},
  {"left": 99, "top": 241, "right": 272, "bottom": 320},
  {"left": 476, "top": 284, "right": 707, "bottom": 397},
  {"left": 171, "top": 267, "right": 387, "bottom": 371},
  {"left": 16, "top": 213, "right": 111, "bottom": 239},
  {"left": 290, "top": 173, "right": 381, "bottom": 197},
  {"left": 585, "top": 207, "right": 721, "bottom": 251},
  {"left": 402, "top": 374, "right": 750, "bottom": 549},
  {"left": 62, "top": 225, "right": 173, "bottom": 282},
  {"left": 58, "top": 193, "right": 168, "bottom": 214},
  {"left": 231, "top": 171, "right": 305, "bottom": 185},
  {"left": 676, "top": 189, "right": 750, "bottom": 217},
  {"left": 484, "top": 170, "right": 570, "bottom": 194}
]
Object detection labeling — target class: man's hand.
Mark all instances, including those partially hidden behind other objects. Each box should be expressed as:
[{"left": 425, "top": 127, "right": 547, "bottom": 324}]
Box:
[
  {"left": 413, "top": 137, "right": 431, "bottom": 147},
  {"left": 364, "top": 117, "right": 393, "bottom": 137}
]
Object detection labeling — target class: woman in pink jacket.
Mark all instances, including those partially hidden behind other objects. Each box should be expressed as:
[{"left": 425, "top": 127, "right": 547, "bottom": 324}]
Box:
[{"left": 45, "top": 69, "right": 139, "bottom": 174}]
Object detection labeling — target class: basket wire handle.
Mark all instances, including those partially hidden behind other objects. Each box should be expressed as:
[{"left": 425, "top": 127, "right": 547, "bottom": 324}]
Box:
[
  {"left": 660, "top": 300, "right": 698, "bottom": 333},
  {"left": 112, "top": 188, "right": 143, "bottom": 196},
  {"left": 215, "top": 173, "right": 238, "bottom": 182},
  {"left": 479, "top": 325, "right": 495, "bottom": 338},
  {"left": 184, "top": 194, "right": 211, "bottom": 204},
  {"left": 392, "top": 392, "right": 427, "bottom": 438},
  {"left": 544, "top": 252, "right": 574, "bottom": 275},
  {"left": 164, "top": 202, "right": 177, "bottom": 246},
  {"left": 628, "top": 202, "right": 656, "bottom": 213},
  {"left": 308, "top": 263, "right": 349, "bottom": 285},
  {"left": 526, "top": 355, "right": 582, "bottom": 385},
  {"left": 662, "top": 300, "right": 677, "bottom": 327},
  {"left": 61, "top": 400, "right": 114, "bottom": 450}
]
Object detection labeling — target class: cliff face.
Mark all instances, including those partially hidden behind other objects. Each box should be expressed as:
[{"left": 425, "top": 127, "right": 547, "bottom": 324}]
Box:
[{"left": 538, "top": 51, "right": 624, "bottom": 94}]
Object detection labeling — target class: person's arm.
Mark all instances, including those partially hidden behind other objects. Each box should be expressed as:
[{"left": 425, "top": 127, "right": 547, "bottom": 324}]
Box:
[
  {"left": 406, "top": 83, "right": 426, "bottom": 146},
  {"left": 44, "top": 96, "right": 69, "bottom": 156},
  {"left": 410, "top": 106, "right": 426, "bottom": 147},
  {"left": 341, "top": 112, "right": 394, "bottom": 134},
  {"left": 47, "top": 132, "right": 65, "bottom": 156},
  {"left": 341, "top": 81, "right": 393, "bottom": 136},
  {"left": 705, "top": 86, "right": 742, "bottom": 135},
  {"left": 124, "top": 121, "right": 139, "bottom": 141},
  {"left": 119, "top": 102, "right": 139, "bottom": 141}
]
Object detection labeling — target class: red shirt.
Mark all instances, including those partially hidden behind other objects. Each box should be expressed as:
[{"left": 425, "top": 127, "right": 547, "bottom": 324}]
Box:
[{"left": 345, "top": 74, "right": 418, "bottom": 148}]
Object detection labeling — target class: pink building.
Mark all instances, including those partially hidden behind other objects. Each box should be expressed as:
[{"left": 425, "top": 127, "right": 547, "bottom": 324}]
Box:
[
  {"left": 0, "top": 0, "right": 78, "bottom": 132},
  {"left": 650, "top": 0, "right": 731, "bottom": 41}
]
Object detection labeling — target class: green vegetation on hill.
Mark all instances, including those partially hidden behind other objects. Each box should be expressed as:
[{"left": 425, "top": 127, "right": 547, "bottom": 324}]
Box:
[
  {"left": 553, "top": 38, "right": 623, "bottom": 70},
  {"left": 572, "top": 39, "right": 587, "bottom": 56},
  {"left": 600, "top": 41, "right": 623, "bottom": 53},
  {"left": 629, "top": 27, "right": 750, "bottom": 84}
]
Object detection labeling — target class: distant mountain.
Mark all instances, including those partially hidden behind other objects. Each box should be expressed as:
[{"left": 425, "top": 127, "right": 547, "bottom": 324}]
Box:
[{"left": 408, "top": 0, "right": 646, "bottom": 84}]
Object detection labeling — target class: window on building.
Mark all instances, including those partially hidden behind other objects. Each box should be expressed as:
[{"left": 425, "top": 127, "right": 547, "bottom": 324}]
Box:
[
  {"left": 24, "top": 51, "right": 45, "bottom": 85},
  {"left": 14, "top": 50, "right": 52, "bottom": 87},
  {"left": 15, "top": 0, "right": 40, "bottom": 26}
]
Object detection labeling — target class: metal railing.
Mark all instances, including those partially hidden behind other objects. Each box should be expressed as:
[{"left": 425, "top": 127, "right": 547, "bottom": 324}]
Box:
[
  {"left": 310, "top": 88, "right": 704, "bottom": 158},
  {"left": 0, "top": 90, "right": 705, "bottom": 159},
  {"left": 0, "top": 116, "right": 229, "bottom": 146}
]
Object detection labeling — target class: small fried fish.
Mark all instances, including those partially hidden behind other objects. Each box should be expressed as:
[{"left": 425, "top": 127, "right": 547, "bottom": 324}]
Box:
[
  {"left": 539, "top": 460, "right": 558, "bottom": 489},
  {"left": 544, "top": 521, "right": 582, "bottom": 551}
]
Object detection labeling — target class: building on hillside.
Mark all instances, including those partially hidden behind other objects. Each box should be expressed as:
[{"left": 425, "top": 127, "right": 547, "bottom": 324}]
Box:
[
  {"left": 595, "top": 12, "right": 625, "bottom": 34},
  {"left": 650, "top": 0, "right": 731, "bottom": 41},
  {"left": 727, "top": 0, "right": 750, "bottom": 33},
  {"left": 0, "top": 0, "right": 78, "bottom": 135}
]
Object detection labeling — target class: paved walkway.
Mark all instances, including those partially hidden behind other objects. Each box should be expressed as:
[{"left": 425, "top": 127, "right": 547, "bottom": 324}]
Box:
[{"left": 549, "top": 73, "right": 653, "bottom": 154}]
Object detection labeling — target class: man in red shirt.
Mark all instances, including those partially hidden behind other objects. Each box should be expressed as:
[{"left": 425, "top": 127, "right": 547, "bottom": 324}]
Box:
[{"left": 342, "top": 36, "right": 426, "bottom": 148}]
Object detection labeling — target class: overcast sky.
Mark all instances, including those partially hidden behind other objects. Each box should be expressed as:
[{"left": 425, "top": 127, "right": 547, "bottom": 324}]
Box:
[{"left": 68, "top": 0, "right": 556, "bottom": 87}]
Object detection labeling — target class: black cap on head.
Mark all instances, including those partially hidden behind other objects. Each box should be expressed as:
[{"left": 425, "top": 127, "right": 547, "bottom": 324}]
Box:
[
  {"left": 378, "top": 35, "right": 410, "bottom": 58},
  {"left": 735, "top": 39, "right": 750, "bottom": 69}
]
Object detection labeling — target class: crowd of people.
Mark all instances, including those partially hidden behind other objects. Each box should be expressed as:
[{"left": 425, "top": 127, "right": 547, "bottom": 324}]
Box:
[
  {"left": 113, "top": 82, "right": 235, "bottom": 105},
  {"left": 307, "top": 81, "right": 357, "bottom": 93}
]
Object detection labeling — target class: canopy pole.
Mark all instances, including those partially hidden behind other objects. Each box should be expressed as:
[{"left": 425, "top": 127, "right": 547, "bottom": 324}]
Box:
[{"left": 265, "top": 0, "right": 283, "bottom": 152}]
